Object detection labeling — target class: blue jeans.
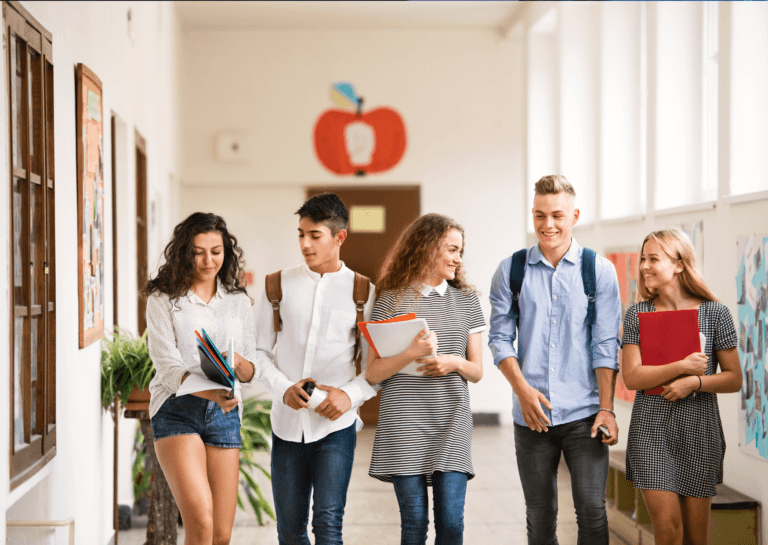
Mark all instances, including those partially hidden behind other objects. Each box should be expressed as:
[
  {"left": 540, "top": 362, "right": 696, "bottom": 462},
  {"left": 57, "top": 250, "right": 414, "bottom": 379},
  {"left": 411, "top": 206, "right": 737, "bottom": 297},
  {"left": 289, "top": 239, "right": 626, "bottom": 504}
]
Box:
[
  {"left": 391, "top": 472, "right": 468, "bottom": 545},
  {"left": 514, "top": 416, "right": 609, "bottom": 545},
  {"left": 150, "top": 394, "right": 240, "bottom": 448},
  {"left": 271, "top": 423, "right": 356, "bottom": 545}
]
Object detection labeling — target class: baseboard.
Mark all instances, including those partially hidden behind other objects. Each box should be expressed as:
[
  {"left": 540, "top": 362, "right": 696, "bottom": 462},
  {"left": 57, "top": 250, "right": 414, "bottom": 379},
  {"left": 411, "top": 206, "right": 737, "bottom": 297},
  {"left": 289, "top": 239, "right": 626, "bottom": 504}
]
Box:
[{"left": 472, "top": 412, "right": 500, "bottom": 426}]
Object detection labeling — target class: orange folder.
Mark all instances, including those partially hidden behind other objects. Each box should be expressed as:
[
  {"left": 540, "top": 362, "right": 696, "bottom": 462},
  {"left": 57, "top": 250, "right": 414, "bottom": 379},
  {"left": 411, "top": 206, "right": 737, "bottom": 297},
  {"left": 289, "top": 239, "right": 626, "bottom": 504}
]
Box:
[
  {"left": 637, "top": 309, "right": 700, "bottom": 395},
  {"left": 357, "top": 313, "right": 417, "bottom": 358}
]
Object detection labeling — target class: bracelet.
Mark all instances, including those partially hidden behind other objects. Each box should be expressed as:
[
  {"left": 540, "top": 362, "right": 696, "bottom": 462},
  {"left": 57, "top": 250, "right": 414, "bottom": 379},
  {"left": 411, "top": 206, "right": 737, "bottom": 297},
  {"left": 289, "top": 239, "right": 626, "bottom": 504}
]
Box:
[
  {"left": 697, "top": 375, "right": 702, "bottom": 391},
  {"left": 598, "top": 408, "right": 615, "bottom": 417}
]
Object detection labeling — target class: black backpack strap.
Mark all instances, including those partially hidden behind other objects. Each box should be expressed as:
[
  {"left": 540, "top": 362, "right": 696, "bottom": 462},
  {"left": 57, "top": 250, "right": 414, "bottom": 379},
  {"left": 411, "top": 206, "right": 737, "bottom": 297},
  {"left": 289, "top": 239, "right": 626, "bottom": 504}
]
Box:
[
  {"left": 581, "top": 248, "right": 597, "bottom": 328},
  {"left": 508, "top": 249, "right": 528, "bottom": 327}
]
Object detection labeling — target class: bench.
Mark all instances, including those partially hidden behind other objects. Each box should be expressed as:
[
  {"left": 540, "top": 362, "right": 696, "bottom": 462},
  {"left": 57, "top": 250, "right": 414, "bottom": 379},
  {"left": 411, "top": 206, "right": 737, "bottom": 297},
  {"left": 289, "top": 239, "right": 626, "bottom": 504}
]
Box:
[{"left": 607, "top": 450, "right": 761, "bottom": 544}]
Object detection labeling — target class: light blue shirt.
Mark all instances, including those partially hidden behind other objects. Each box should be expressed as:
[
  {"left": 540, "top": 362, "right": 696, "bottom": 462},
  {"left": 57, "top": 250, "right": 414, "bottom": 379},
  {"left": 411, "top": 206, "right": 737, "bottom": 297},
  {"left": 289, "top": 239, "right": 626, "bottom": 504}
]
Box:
[{"left": 488, "top": 239, "right": 621, "bottom": 426}]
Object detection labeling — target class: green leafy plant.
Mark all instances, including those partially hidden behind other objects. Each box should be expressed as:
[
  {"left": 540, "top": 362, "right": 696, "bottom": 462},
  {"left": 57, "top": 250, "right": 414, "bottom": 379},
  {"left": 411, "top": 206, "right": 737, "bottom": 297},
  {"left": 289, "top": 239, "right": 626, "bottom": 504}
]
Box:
[
  {"left": 100, "top": 327, "right": 156, "bottom": 409},
  {"left": 237, "top": 396, "right": 276, "bottom": 525},
  {"left": 132, "top": 422, "right": 151, "bottom": 503}
]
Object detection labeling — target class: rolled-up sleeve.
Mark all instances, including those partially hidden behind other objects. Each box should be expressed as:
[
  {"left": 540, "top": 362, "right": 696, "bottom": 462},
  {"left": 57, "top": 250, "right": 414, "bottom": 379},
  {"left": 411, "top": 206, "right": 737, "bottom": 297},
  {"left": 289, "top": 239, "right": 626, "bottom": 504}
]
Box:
[
  {"left": 488, "top": 258, "right": 519, "bottom": 367},
  {"left": 254, "top": 287, "right": 294, "bottom": 403},
  {"left": 146, "top": 294, "right": 189, "bottom": 394},
  {"left": 340, "top": 282, "right": 380, "bottom": 408},
  {"left": 237, "top": 296, "right": 261, "bottom": 383},
  {"left": 590, "top": 259, "right": 621, "bottom": 371}
]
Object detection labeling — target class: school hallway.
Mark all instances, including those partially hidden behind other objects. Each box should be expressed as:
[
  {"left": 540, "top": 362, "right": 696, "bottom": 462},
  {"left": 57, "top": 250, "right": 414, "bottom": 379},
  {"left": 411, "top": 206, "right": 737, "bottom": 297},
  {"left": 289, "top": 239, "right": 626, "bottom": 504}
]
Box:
[{"left": 120, "top": 425, "right": 628, "bottom": 545}]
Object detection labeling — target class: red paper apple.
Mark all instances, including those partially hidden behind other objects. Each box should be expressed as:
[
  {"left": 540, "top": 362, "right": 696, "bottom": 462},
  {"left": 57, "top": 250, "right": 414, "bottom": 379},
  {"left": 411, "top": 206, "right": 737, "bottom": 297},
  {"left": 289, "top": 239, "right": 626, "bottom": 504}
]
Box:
[{"left": 314, "top": 107, "right": 406, "bottom": 175}]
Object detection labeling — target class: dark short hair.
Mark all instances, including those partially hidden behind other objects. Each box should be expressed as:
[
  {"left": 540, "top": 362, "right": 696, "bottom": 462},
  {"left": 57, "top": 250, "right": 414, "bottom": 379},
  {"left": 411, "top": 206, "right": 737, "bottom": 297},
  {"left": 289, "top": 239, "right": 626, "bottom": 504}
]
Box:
[{"left": 295, "top": 193, "right": 349, "bottom": 235}]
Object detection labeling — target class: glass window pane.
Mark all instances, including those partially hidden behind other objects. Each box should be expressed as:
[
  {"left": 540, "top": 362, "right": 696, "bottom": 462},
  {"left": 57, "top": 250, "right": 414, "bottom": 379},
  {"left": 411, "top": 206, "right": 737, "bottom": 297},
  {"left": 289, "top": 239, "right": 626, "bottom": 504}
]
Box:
[
  {"left": 29, "top": 50, "right": 42, "bottom": 176},
  {"left": 13, "top": 178, "right": 25, "bottom": 305},
  {"left": 11, "top": 34, "right": 25, "bottom": 169},
  {"left": 46, "top": 62, "right": 54, "bottom": 182},
  {"left": 31, "top": 317, "right": 38, "bottom": 435},
  {"left": 31, "top": 182, "right": 42, "bottom": 305},
  {"left": 13, "top": 317, "right": 26, "bottom": 451}
]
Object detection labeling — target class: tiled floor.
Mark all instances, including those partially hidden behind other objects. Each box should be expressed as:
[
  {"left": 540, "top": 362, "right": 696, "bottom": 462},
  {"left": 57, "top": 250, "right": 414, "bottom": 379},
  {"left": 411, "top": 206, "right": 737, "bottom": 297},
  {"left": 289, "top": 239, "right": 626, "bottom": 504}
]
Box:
[{"left": 120, "top": 425, "right": 627, "bottom": 544}]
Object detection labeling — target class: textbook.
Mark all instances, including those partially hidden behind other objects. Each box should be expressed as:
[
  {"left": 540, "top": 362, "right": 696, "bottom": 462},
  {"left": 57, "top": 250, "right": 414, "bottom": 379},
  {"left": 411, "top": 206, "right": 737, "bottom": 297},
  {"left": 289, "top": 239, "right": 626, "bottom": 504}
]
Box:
[
  {"left": 176, "top": 331, "right": 235, "bottom": 398},
  {"left": 638, "top": 309, "right": 702, "bottom": 396},
  {"left": 358, "top": 314, "right": 434, "bottom": 376}
]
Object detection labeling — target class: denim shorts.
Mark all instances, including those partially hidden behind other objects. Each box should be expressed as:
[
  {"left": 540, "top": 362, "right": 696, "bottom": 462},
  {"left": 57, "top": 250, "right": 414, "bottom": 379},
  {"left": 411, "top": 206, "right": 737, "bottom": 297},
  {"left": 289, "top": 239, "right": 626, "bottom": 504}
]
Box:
[{"left": 150, "top": 394, "right": 241, "bottom": 448}]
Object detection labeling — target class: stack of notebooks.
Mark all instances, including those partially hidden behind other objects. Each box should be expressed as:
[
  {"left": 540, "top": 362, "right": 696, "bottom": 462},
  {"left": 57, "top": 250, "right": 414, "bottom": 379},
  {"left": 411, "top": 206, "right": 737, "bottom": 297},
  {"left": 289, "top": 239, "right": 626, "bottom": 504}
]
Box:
[{"left": 177, "top": 329, "right": 236, "bottom": 398}]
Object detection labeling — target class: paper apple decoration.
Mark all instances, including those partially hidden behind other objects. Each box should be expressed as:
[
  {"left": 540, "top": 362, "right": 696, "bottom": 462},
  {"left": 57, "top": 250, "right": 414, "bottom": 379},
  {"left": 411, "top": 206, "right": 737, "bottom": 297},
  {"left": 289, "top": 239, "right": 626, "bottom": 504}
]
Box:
[{"left": 314, "top": 83, "right": 406, "bottom": 176}]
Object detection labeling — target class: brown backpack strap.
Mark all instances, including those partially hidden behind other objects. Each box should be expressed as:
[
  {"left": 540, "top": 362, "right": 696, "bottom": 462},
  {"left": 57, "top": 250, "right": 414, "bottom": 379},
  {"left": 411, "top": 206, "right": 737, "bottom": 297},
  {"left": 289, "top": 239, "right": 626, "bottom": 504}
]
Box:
[
  {"left": 352, "top": 272, "right": 371, "bottom": 374},
  {"left": 265, "top": 271, "right": 283, "bottom": 333}
]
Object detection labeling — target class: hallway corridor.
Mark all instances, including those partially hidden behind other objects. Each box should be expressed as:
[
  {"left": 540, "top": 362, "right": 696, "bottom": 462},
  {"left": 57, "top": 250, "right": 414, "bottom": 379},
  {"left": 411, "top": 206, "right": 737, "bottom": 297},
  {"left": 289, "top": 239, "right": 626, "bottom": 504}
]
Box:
[{"left": 121, "top": 425, "right": 627, "bottom": 544}]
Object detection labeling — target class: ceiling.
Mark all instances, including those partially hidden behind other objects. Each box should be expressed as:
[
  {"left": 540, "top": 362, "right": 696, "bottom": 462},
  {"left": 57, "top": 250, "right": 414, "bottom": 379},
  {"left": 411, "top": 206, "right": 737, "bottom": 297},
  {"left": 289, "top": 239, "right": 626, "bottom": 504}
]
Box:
[{"left": 175, "top": 1, "right": 522, "bottom": 32}]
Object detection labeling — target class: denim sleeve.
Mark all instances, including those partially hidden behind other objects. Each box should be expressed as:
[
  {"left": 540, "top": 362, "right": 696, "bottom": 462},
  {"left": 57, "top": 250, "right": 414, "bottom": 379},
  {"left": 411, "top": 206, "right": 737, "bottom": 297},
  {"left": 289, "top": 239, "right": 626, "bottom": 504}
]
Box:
[
  {"left": 591, "top": 258, "right": 621, "bottom": 371},
  {"left": 488, "top": 258, "right": 519, "bottom": 367}
]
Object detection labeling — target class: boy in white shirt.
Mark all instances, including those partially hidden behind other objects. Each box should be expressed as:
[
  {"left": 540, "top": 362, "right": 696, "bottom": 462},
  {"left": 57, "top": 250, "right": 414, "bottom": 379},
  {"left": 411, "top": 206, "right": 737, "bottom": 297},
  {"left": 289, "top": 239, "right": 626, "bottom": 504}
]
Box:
[{"left": 256, "top": 193, "right": 377, "bottom": 545}]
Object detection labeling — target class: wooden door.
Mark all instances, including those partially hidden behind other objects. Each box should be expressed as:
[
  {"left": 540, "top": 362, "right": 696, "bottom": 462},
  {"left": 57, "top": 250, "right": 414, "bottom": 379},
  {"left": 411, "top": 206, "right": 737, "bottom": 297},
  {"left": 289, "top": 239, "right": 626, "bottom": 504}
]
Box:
[
  {"left": 135, "top": 131, "right": 148, "bottom": 335},
  {"left": 306, "top": 186, "right": 420, "bottom": 426}
]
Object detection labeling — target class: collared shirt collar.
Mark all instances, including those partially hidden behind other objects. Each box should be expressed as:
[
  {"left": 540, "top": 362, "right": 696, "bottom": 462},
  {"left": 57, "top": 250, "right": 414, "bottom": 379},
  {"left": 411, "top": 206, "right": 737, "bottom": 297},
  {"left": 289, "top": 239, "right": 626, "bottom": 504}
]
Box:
[
  {"left": 187, "top": 278, "right": 225, "bottom": 305},
  {"left": 529, "top": 238, "right": 581, "bottom": 267},
  {"left": 303, "top": 261, "right": 348, "bottom": 282},
  {"left": 417, "top": 280, "right": 448, "bottom": 297}
]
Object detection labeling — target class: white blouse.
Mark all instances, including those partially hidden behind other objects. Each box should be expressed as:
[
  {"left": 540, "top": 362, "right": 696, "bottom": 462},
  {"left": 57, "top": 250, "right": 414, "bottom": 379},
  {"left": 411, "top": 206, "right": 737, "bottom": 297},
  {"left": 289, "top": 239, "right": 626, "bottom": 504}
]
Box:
[{"left": 146, "top": 280, "right": 260, "bottom": 419}]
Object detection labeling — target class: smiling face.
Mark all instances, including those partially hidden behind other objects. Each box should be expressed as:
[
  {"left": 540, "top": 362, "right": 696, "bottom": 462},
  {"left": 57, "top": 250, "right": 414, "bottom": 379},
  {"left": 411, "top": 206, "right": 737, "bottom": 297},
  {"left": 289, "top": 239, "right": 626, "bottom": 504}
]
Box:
[
  {"left": 423, "top": 228, "right": 463, "bottom": 286},
  {"left": 532, "top": 192, "right": 579, "bottom": 260},
  {"left": 640, "top": 239, "right": 683, "bottom": 292},
  {"left": 298, "top": 217, "right": 346, "bottom": 275},
  {"left": 192, "top": 231, "right": 224, "bottom": 286}
]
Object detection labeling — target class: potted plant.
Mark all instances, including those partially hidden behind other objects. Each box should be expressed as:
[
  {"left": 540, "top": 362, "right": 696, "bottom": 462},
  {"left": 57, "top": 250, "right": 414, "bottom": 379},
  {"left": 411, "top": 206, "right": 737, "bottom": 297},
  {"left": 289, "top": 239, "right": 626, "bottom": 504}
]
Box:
[{"left": 101, "top": 327, "right": 156, "bottom": 411}]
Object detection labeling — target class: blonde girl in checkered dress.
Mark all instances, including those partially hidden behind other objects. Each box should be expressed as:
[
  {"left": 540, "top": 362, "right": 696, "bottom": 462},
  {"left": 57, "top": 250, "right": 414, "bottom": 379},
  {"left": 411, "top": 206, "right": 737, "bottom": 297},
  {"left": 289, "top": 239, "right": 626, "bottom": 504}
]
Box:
[{"left": 621, "top": 229, "right": 742, "bottom": 545}]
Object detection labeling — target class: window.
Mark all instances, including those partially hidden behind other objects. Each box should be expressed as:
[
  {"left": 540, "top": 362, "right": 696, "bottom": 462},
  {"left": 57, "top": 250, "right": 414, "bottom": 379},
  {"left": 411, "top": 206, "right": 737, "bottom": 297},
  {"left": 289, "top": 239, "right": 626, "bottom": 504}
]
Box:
[
  {"left": 5, "top": 0, "right": 56, "bottom": 489},
  {"left": 730, "top": 3, "right": 768, "bottom": 196}
]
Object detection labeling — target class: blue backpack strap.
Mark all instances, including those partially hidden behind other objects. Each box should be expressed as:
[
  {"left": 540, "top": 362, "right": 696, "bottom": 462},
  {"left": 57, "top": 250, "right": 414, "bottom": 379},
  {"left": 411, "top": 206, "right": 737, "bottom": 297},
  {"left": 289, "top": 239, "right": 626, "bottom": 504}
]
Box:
[
  {"left": 508, "top": 249, "right": 528, "bottom": 326},
  {"left": 581, "top": 248, "right": 597, "bottom": 328}
]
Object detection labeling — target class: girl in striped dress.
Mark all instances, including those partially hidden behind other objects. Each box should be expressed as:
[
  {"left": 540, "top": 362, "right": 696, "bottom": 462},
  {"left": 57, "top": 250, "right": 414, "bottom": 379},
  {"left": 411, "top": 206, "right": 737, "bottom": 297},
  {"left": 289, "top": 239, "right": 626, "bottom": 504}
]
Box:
[{"left": 365, "top": 213, "right": 486, "bottom": 545}]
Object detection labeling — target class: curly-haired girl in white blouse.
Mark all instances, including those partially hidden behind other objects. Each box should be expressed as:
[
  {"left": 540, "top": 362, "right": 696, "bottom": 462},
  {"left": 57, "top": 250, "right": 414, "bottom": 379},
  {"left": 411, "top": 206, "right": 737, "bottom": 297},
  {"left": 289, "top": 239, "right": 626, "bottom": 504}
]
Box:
[{"left": 145, "top": 212, "right": 258, "bottom": 545}]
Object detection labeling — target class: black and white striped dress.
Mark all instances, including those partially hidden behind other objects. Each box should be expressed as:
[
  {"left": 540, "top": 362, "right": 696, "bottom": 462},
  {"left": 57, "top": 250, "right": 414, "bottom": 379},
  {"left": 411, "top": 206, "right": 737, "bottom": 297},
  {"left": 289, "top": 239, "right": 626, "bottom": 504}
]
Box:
[
  {"left": 622, "top": 299, "right": 738, "bottom": 497},
  {"left": 369, "top": 284, "right": 486, "bottom": 485}
]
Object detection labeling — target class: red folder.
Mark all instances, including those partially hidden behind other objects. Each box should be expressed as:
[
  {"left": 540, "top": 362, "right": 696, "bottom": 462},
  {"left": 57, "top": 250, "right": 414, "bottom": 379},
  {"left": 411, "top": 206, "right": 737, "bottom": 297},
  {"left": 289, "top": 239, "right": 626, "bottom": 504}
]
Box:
[
  {"left": 638, "top": 309, "right": 701, "bottom": 395},
  {"left": 358, "top": 313, "right": 417, "bottom": 358}
]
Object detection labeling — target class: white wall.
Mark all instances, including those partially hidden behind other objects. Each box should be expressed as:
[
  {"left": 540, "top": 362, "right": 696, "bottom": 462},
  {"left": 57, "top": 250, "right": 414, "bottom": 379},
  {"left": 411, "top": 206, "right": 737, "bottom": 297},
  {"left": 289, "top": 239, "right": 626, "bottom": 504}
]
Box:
[
  {"left": 178, "top": 28, "right": 526, "bottom": 419},
  {"left": 1, "top": 2, "right": 180, "bottom": 544}
]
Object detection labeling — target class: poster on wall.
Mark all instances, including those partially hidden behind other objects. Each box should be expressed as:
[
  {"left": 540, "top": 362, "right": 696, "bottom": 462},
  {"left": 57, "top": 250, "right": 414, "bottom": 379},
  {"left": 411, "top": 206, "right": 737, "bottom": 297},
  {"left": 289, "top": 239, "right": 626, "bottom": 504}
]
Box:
[
  {"left": 606, "top": 248, "right": 641, "bottom": 404},
  {"left": 679, "top": 220, "right": 704, "bottom": 270},
  {"left": 76, "top": 64, "right": 105, "bottom": 348},
  {"left": 736, "top": 235, "right": 768, "bottom": 461}
]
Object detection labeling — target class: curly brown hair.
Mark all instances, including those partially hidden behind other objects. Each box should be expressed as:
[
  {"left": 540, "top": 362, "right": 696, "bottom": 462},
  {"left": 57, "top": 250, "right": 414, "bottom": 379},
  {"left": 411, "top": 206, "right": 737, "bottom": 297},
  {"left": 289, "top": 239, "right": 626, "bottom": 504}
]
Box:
[
  {"left": 376, "top": 213, "right": 474, "bottom": 300},
  {"left": 144, "top": 212, "right": 249, "bottom": 305}
]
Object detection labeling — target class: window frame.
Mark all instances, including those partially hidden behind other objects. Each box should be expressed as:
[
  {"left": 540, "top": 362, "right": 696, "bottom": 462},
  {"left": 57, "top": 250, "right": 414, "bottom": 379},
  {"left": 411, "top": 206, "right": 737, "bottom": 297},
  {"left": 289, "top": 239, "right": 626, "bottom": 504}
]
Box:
[{"left": 4, "top": 0, "right": 56, "bottom": 490}]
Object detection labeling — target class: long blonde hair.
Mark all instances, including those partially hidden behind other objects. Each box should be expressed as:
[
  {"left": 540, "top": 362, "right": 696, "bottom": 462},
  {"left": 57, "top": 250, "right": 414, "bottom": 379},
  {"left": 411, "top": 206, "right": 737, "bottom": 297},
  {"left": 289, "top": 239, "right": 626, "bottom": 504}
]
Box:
[{"left": 637, "top": 228, "right": 718, "bottom": 302}]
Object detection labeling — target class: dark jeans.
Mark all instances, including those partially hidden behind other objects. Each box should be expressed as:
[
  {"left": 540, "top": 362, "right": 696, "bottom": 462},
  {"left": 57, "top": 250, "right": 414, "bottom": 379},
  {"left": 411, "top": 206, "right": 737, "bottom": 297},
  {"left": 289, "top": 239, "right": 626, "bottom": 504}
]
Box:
[
  {"left": 514, "top": 416, "right": 609, "bottom": 545},
  {"left": 391, "top": 472, "right": 468, "bottom": 545},
  {"left": 271, "top": 423, "right": 357, "bottom": 545}
]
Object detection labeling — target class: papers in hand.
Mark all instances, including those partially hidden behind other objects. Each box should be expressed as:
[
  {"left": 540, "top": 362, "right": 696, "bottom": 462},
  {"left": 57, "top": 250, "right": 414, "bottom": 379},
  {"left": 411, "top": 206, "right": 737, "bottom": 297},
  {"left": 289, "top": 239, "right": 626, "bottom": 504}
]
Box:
[
  {"left": 177, "top": 373, "right": 233, "bottom": 397},
  {"left": 359, "top": 314, "right": 434, "bottom": 376}
]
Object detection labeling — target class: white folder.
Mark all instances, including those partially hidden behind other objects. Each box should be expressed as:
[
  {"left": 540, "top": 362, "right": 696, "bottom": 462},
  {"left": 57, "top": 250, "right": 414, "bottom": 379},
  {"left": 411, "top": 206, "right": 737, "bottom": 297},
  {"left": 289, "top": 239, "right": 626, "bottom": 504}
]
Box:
[{"left": 366, "top": 318, "right": 434, "bottom": 376}]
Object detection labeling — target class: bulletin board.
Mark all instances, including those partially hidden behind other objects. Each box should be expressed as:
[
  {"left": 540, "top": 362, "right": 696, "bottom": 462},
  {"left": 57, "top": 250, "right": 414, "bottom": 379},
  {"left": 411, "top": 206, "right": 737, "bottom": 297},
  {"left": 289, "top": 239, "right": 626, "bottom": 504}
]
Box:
[
  {"left": 76, "top": 63, "right": 105, "bottom": 348},
  {"left": 606, "top": 248, "right": 641, "bottom": 404}
]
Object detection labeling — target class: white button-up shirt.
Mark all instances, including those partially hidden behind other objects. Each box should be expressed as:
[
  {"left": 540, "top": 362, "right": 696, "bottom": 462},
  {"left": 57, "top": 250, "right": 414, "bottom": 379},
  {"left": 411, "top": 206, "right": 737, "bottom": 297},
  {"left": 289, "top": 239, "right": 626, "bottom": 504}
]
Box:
[
  {"left": 146, "top": 280, "right": 259, "bottom": 419},
  {"left": 255, "top": 262, "right": 378, "bottom": 443}
]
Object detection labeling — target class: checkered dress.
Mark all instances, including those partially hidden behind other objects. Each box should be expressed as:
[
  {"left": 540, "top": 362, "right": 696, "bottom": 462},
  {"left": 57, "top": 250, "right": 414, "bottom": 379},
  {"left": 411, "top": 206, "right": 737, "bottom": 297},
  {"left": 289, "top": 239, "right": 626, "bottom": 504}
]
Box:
[{"left": 622, "top": 299, "right": 738, "bottom": 498}]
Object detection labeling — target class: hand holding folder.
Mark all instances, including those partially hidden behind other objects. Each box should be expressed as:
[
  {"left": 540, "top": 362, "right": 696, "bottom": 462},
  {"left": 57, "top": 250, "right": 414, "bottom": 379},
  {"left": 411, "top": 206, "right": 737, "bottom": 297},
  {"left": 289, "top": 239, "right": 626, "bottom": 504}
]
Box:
[
  {"left": 638, "top": 309, "right": 704, "bottom": 395},
  {"left": 358, "top": 314, "right": 436, "bottom": 376},
  {"left": 177, "top": 329, "right": 236, "bottom": 398}
]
